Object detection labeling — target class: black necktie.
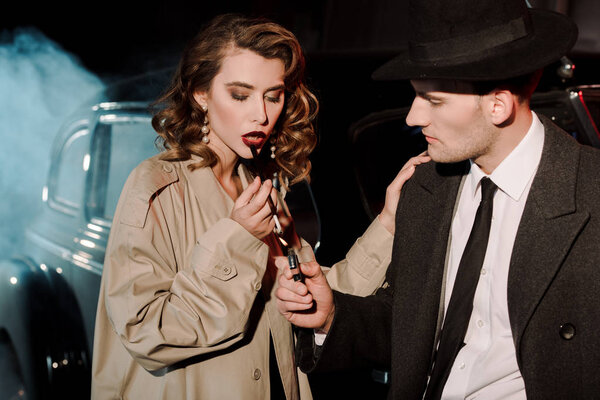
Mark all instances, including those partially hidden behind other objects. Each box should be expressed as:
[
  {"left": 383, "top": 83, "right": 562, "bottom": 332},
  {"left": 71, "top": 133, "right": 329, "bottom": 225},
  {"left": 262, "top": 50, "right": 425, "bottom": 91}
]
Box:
[{"left": 424, "top": 177, "right": 498, "bottom": 400}]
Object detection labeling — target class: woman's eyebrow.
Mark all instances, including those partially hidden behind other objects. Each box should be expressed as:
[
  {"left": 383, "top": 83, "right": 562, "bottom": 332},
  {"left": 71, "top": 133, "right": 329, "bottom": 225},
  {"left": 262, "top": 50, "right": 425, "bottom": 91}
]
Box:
[
  {"left": 225, "top": 81, "right": 253, "bottom": 89},
  {"left": 266, "top": 84, "right": 285, "bottom": 92},
  {"left": 225, "top": 81, "right": 285, "bottom": 92}
]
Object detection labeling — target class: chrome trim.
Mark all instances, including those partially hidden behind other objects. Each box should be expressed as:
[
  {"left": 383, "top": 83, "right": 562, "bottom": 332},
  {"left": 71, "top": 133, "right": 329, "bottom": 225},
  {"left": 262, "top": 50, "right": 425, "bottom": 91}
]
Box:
[
  {"left": 25, "top": 230, "right": 103, "bottom": 276},
  {"left": 92, "top": 101, "right": 150, "bottom": 111}
]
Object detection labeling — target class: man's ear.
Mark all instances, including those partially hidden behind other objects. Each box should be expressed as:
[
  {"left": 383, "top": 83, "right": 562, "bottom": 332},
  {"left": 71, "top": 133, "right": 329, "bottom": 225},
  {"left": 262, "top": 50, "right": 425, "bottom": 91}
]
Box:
[
  {"left": 488, "top": 89, "right": 515, "bottom": 126},
  {"left": 193, "top": 91, "right": 208, "bottom": 109}
]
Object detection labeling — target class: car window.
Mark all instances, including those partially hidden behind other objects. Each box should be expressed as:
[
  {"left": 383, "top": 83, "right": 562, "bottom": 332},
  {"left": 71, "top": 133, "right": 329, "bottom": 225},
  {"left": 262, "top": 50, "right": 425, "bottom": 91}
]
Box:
[
  {"left": 349, "top": 109, "right": 427, "bottom": 220},
  {"left": 576, "top": 87, "right": 600, "bottom": 143},
  {"left": 86, "top": 114, "right": 160, "bottom": 222},
  {"left": 52, "top": 127, "right": 91, "bottom": 212}
]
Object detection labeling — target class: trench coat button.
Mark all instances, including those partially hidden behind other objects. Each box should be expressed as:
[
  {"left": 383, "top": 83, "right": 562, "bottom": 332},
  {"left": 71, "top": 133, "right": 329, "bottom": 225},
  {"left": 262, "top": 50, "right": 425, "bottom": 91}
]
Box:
[
  {"left": 253, "top": 368, "right": 262, "bottom": 380},
  {"left": 162, "top": 163, "right": 173, "bottom": 173},
  {"left": 559, "top": 323, "right": 576, "bottom": 340},
  {"left": 254, "top": 282, "right": 262, "bottom": 291}
]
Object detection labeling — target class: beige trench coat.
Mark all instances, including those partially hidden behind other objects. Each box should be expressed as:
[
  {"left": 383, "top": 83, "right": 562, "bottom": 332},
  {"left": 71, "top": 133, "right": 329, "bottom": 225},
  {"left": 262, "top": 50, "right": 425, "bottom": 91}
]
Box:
[{"left": 91, "top": 154, "right": 393, "bottom": 400}]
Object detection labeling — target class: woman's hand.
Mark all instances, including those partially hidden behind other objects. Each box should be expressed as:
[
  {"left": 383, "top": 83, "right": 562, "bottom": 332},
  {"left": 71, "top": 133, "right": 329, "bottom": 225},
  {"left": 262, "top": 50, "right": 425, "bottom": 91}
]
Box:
[
  {"left": 378, "top": 151, "right": 431, "bottom": 234},
  {"left": 231, "top": 177, "right": 277, "bottom": 239}
]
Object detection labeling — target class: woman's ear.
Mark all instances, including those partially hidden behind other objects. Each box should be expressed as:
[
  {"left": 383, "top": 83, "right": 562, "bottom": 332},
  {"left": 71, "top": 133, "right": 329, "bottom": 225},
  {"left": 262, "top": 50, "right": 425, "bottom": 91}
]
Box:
[
  {"left": 193, "top": 92, "right": 208, "bottom": 110},
  {"left": 488, "top": 89, "right": 515, "bottom": 126}
]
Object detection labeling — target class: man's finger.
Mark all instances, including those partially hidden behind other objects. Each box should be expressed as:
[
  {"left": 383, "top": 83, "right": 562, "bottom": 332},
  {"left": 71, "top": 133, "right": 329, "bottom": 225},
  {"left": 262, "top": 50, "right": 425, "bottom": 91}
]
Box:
[
  {"left": 298, "top": 261, "right": 322, "bottom": 279},
  {"left": 276, "top": 286, "right": 311, "bottom": 303}
]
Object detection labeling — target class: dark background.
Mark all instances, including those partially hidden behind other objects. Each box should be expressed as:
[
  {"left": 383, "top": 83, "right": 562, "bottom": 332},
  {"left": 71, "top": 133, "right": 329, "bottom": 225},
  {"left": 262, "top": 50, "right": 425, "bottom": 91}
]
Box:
[
  {"left": 3, "top": 0, "right": 600, "bottom": 266},
  {"left": 3, "top": 1, "right": 600, "bottom": 398}
]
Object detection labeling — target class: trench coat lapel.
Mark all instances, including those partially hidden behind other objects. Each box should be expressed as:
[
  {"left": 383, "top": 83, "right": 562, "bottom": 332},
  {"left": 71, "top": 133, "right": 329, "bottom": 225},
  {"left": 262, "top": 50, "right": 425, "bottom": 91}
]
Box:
[
  {"left": 183, "top": 157, "right": 252, "bottom": 221},
  {"left": 507, "top": 119, "right": 590, "bottom": 352}
]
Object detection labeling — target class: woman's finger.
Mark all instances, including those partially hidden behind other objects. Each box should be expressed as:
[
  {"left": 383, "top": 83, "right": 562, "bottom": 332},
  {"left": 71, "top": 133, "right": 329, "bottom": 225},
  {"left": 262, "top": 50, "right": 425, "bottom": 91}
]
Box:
[
  {"left": 245, "top": 179, "right": 273, "bottom": 214},
  {"left": 234, "top": 176, "right": 261, "bottom": 207}
]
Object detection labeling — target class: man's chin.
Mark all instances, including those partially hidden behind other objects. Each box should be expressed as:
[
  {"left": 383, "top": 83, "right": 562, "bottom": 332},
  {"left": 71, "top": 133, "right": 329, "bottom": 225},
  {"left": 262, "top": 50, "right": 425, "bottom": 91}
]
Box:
[{"left": 428, "top": 150, "right": 469, "bottom": 164}]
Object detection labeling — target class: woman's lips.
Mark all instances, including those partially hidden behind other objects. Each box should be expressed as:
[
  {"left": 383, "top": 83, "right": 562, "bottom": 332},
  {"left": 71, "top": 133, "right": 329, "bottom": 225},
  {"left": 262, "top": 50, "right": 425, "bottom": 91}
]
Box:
[{"left": 242, "top": 131, "right": 267, "bottom": 147}]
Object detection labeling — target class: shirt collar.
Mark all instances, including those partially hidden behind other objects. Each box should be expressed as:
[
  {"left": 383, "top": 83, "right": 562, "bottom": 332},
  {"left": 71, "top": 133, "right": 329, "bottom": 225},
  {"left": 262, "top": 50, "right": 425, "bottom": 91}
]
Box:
[{"left": 467, "top": 111, "right": 545, "bottom": 201}]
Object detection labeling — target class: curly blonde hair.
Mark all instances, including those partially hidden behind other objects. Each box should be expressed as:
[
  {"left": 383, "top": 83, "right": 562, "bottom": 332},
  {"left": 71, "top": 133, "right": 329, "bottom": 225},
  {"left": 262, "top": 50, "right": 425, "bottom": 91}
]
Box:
[{"left": 151, "top": 13, "right": 318, "bottom": 184}]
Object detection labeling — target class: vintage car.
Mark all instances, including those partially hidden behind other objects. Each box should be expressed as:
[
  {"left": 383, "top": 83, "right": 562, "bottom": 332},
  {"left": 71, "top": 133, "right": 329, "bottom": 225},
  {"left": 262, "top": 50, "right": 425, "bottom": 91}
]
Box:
[{"left": 1, "top": 57, "right": 599, "bottom": 399}]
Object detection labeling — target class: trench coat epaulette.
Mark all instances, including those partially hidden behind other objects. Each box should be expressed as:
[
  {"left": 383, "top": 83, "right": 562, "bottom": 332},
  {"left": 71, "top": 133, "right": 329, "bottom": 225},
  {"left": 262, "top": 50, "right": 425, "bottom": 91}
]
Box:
[{"left": 120, "top": 157, "right": 179, "bottom": 229}]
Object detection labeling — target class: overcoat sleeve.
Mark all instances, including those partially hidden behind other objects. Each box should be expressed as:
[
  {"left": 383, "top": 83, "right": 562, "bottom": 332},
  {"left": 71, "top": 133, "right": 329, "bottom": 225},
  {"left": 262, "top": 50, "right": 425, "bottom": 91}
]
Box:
[{"left": 102, "top": 161, "right": 270, "bottom": 371}]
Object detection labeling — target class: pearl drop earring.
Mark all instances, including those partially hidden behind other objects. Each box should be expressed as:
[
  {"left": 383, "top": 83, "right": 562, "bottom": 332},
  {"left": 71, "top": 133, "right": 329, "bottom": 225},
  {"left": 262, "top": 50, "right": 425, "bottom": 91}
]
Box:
[
  {"left": 270, "top": 136, "right": 277, "bottom": 159},
  {"left": 201, "top": 105, "right": 210, "bottom": 143}
]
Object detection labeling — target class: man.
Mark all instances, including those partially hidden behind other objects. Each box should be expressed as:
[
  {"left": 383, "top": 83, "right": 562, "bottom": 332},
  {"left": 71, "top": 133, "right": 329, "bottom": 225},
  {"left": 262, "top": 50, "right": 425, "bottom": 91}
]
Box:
[{"left": 276, "top": 0, "right": 600, "bottom": 398}]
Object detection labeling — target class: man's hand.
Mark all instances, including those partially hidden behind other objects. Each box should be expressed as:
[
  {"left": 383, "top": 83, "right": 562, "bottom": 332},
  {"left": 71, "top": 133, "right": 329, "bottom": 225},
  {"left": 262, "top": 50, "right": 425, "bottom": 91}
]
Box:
[
  {"left": 378, "top": 151, "right": 431, "bottom": 234},
  {"left": 275, "top": 257, "right": 335, "bottom": 333}
]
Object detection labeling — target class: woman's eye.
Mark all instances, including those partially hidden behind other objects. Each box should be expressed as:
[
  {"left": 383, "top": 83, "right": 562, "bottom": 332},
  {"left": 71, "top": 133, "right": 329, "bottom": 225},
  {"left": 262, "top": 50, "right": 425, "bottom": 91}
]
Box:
[
  {"left": 231, "top": 92, "right": 248, "bottom": 101},
  {"left": 266, "top": 92, "right": 283, "bottom": 104}
]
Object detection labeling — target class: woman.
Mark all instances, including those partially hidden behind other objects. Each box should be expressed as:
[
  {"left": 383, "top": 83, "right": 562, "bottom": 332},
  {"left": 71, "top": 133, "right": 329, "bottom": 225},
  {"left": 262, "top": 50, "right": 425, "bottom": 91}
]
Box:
[{"left": 91, "top": 13, "right": 427, "bottom": 400}]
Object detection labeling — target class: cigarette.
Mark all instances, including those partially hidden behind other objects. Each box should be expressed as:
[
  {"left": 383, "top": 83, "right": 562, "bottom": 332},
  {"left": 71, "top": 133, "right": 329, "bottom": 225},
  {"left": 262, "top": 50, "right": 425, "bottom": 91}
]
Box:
[{"left": 273, "top": 214, "right": 283, "bottom": 235}]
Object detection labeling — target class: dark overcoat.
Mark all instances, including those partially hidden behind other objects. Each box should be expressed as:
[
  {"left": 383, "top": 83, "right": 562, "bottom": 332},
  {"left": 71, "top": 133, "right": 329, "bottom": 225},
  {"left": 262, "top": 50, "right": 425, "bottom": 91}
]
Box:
[{"left": 298, "top": 116, "right": 600, "bottom": 399}]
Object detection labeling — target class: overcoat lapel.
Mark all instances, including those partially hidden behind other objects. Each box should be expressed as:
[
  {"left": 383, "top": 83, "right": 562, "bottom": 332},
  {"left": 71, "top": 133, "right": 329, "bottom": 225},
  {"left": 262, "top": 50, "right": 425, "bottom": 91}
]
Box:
[
  {"left": 391, "top": 161, "right": 467, "bottom": 397},
  {"left": 507, "top": 118, "right": 589, "bottom": 358}
]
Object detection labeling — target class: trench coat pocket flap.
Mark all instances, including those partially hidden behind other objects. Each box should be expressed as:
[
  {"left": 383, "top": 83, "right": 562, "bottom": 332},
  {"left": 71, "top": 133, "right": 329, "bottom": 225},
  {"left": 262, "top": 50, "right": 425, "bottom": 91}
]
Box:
[
  {"left": 209, "top": 261, "right": 238, "bottom": 281},
  {"left": 191, "top": 244, "right": 238, "bottom": 281}
]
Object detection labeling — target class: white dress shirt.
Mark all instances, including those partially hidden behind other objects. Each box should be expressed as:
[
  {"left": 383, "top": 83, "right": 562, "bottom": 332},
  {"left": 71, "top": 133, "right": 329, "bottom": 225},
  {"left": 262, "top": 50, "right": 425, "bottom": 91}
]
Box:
[{"left": 441, "top": 112, "right": 545, "bottom": 399}]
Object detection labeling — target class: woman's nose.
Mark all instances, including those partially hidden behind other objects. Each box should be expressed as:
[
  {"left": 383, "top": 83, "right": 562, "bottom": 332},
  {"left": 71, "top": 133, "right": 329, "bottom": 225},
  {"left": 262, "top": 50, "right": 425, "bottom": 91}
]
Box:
[{"left": 252, "top": 98, "right": 268, "bottom": 125}]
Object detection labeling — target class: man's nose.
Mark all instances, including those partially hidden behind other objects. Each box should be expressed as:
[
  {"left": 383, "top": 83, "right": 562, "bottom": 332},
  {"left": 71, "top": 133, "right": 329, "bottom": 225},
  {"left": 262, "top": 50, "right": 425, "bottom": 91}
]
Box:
[
  {"left": 252, "top": 98, "right": 268, "bottom": 125},
  {"left": 405, "top": 97, "right": 427, "bottom": 127}
]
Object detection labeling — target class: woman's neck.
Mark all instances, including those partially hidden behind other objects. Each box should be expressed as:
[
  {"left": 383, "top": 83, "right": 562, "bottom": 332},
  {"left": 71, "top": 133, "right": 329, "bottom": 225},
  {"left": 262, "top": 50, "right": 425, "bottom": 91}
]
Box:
[{"left": 212, "top": 158, "right": 243, "bottom": 201}]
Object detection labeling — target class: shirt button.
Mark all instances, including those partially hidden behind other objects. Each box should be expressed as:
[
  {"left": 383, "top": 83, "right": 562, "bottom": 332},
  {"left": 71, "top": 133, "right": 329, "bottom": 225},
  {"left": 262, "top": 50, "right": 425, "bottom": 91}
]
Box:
[
  {"left": 477, "top": 320, "right": 484, "bottom": 327},
  {"left": 253, "top": 368, "right": 262, "bottom": 380},
  {"left": 459, "top": 362, "right": 466, "bottom": 370},
  {"left": 162, "top": 163, "right": 173, "bottom": 173},
  {"left": 254, "top": 282, "right": 262, "bottom": 291},
  {"left": 222, "top": 266, "right": 231, "bottom": 275},
  {"left": 481, "top": 268, "right": 487, "bottom": 275}
]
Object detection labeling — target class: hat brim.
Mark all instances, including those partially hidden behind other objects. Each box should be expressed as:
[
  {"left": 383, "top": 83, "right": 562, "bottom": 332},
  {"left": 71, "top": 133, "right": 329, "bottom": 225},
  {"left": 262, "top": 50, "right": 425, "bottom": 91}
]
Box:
[{"left": 372, "top": 9, "right": 578, "bottom": 81}]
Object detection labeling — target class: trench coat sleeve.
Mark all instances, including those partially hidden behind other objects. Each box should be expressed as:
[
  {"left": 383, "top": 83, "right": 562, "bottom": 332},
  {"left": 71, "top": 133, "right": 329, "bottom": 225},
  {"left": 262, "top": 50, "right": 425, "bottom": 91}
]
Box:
[
  {"left": 103, "top": 166, "right": 270, "bottom": 372},
  {"left": 297, "top": 217, "right": 393, "bottom": 296}
]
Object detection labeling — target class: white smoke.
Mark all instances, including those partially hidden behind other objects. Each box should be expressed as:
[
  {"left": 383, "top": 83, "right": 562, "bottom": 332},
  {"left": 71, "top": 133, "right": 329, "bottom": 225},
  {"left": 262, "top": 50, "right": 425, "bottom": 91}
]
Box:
[{"left": 0, "top": 27, "right": 105, "bottom": 258}]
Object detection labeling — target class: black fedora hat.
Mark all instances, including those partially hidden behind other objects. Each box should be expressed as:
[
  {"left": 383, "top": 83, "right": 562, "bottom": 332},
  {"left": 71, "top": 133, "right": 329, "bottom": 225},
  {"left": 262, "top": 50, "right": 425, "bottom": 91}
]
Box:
[{"left": 372, "top": 0, "right": 578, "bottom": 81}]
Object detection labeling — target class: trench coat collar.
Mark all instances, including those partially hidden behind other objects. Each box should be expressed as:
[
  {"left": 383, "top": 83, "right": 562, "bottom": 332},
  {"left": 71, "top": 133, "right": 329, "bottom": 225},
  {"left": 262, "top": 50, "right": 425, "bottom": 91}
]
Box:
[{"left": 180, "top": 156, "right": 253, "bottom": 217}]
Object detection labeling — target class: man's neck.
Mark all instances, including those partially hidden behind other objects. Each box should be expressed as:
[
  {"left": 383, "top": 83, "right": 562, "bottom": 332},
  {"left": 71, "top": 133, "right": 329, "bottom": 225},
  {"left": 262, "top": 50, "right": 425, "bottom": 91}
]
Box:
[{"left": 474, "top": 108, "right": 533, "bottom": 174}]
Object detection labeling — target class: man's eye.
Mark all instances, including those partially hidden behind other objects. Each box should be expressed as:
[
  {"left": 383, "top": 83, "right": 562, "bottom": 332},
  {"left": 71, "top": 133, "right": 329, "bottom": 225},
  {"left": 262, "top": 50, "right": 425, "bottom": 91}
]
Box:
[{"left": 231, "top": 93, "right": 248, "bottom": 101}]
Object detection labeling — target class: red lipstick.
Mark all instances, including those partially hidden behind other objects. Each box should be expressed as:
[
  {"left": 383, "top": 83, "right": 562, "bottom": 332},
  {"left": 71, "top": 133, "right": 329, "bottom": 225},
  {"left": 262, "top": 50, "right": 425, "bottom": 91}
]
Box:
[{"left": 242, "top": 131, "right": 267, "bottom": 148}]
